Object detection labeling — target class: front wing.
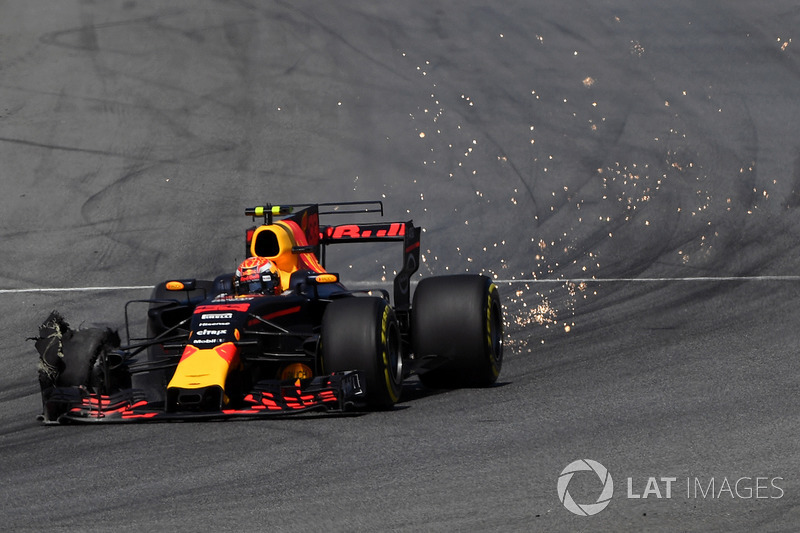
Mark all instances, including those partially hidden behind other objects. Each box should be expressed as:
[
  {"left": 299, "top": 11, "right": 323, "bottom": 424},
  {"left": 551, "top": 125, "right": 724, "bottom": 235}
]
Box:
[{"left": 39, "top": 371, "right": 364, "bottom": 424}]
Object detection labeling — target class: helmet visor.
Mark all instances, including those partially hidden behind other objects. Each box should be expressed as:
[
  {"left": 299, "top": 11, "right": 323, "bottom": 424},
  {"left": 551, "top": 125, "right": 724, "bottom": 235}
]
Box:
[
  {"left": 240, "top": 280, "right": 265, "bottom": 295},
  {"left": 238, "top": 275, "right": 278, "bottom": 295}
]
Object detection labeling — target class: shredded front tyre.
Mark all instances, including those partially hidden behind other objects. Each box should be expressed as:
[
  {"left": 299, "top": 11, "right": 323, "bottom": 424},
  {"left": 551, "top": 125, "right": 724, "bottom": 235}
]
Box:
[{"left": 33, "top": 311, "right": 122, "bottom": 422}]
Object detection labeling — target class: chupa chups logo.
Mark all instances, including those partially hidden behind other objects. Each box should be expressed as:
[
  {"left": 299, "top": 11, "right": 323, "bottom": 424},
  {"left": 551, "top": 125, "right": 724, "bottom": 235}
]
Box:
[{"left": 557, "top": 459, "right": 614, "bottom": 516}]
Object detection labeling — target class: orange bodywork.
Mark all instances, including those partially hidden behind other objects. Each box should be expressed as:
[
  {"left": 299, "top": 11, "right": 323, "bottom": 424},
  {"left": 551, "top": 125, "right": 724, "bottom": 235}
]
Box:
[
  {"left": 167, "top": 342, "right": 241, "bottom": 391},
  {"left": 249, "top": 220, "right": 326, "bottom": 291}
]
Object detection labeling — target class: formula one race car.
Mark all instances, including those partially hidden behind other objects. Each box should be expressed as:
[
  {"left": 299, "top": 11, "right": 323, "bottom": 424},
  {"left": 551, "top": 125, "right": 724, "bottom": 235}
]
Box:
[{"left": 34, "top": 202, "right": 503, "bottom": 423}]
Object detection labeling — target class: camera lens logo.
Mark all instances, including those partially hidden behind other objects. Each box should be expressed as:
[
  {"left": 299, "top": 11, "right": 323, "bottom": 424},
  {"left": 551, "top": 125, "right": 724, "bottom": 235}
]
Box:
[{"left": 557, "top": 459, "right": 614, "bottom": 516}]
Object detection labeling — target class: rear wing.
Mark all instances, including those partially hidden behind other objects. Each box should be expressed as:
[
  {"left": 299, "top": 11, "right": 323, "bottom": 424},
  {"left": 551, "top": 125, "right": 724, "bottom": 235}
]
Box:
[{"left": 245, "top": 202, "right": 420, "bottom": 311}]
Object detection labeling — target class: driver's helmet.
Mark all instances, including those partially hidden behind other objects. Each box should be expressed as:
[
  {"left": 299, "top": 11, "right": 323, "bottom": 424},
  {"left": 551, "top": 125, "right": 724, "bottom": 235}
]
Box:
[{"left": 234, "top": 257, "right": 281, "bottom": 295}]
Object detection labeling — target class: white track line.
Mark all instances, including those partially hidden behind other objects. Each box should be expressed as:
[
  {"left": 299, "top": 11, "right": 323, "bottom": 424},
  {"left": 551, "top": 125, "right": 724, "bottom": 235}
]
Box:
[
  {"left": 0, "top": 286, "right": 152, "bottom": 294},
  {"left": 491, "top": 276, "right": 800, "bottom": 283},
  {"left": 1, "top": 275, "right": 799, "bottom": 294}
]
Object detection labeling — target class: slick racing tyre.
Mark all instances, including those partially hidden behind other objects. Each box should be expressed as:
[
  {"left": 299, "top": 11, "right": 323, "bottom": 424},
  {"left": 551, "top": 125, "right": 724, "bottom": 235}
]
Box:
[
  {"left": 412, "top": 275, "right": 503, "bottom": 388},
  {"left": 322, "top": 297, "right": 404, "bottom": 409}
]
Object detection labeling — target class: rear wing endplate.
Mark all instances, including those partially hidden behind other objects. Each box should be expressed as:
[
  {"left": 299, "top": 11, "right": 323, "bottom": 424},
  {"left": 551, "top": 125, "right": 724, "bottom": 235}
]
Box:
[{"left": 320, "top": 221, "right": 420, "bottom": 311}]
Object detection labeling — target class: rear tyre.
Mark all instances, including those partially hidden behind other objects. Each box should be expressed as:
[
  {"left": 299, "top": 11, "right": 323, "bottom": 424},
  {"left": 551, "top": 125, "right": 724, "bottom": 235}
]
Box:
[
  {"left": 412, "top": 275, "right": 503, "bottom": 388},
  {"left": 322, "top": 297, "right": 403, "bottom": 409}
]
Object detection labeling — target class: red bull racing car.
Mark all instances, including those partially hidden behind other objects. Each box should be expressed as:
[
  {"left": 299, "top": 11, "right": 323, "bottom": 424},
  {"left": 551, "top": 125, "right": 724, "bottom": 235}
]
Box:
[{"left": 34, "top": 202, "right": 503, "bottom": 423}]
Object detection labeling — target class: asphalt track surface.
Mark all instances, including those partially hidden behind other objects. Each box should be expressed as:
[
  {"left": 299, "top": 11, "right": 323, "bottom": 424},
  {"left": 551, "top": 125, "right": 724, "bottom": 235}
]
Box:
[{"left": 2, "top": 1, "right": 800, "bottom": 531}]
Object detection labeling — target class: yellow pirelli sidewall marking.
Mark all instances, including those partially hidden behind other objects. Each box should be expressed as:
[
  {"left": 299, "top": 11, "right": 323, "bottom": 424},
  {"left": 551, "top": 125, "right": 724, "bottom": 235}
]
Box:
[
  {"left": 167, "top": 346, "right": 234, "bottom": 390},
  {"left": 381, "top": 304, "right": 400, "bottom": 403},
  {"left": 487, "top": 283, "right": 500, "bottom": 377}
]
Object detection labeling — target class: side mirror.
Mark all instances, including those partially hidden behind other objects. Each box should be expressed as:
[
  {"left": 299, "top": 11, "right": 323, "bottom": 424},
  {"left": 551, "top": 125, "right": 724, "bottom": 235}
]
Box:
[{"left": 289, "top": 271, "right": 340, "bottom": 297}]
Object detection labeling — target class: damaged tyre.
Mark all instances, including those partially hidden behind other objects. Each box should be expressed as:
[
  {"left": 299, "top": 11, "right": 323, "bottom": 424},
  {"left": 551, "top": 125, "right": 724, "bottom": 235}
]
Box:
[{"left": 34, "top": 311, "right": 122, "bottom": 421}]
